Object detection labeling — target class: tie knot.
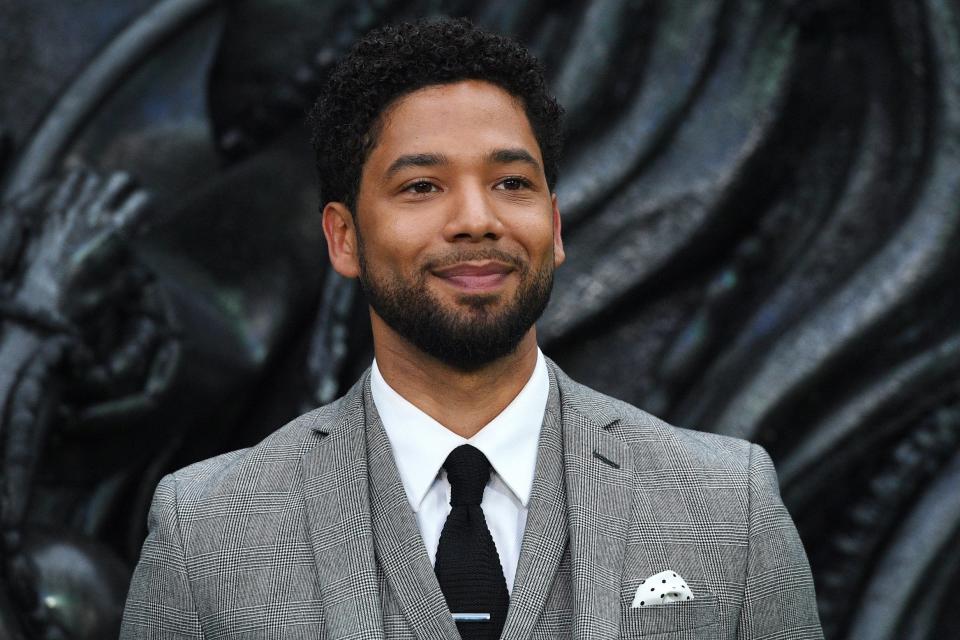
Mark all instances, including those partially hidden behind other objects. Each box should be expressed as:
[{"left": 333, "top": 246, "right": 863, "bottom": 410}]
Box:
[{"left": 442, "top": 445, "right": 491, "bottom": 506}]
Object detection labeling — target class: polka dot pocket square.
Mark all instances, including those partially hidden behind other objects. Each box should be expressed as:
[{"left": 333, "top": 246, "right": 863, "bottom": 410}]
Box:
[{"left": 631, "top": 570, "right": 694, "bottom": 608}]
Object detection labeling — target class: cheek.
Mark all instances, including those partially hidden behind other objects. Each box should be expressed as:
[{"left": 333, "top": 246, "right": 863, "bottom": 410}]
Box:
[
  {"left": 513, "top": 217, "right": 557, "bottom": 257},
  {"left": 361, "top": 226, "right": 431, "bottom": 275},
  {"left": 372, "top": 209, "right": 447, "bottom": 261}
]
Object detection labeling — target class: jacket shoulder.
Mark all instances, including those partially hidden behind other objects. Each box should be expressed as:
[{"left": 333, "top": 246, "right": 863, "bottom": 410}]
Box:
[
  {"left": 165, "top": 395, "right": 348, "bottom": 504},
  {"left": 554, "top": 364, "right": 754, "bottom": 472}
]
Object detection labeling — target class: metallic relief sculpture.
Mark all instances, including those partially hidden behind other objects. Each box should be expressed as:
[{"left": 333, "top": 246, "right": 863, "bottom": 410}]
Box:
[
  {"left": 1, "top": 0, "right": 958, "bottom": 638},
  {"left": 0, "top": 169, "right": 178, "bottom": 638}
]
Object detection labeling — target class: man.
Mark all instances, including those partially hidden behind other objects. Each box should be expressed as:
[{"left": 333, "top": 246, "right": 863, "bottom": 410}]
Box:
[{"left": 121, "top": 17, "right": 823, "bottom": 639}]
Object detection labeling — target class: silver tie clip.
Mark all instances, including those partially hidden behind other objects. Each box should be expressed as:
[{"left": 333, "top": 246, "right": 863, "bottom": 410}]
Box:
[{"left": 452, "top": 613, "right": 491, "bottom": 622}]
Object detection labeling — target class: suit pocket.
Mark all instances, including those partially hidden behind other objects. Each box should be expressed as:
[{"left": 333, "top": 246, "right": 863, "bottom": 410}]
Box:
[{"left": 619, "top": 590, "right": 718, "bottom": 638}]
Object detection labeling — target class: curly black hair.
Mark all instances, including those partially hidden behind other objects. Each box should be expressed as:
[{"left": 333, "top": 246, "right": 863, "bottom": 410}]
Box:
[{"left": 308, "top": 17, "right": 564, "bottom": 212}]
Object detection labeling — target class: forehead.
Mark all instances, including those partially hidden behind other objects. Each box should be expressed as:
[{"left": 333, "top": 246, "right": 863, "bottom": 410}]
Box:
[{"left": 368, "top": 80, "right": 543, "bottom": 167}]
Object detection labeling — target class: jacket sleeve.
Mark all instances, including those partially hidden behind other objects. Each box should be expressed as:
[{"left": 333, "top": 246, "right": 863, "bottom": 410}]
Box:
[
  {"left": 120, "top": 473, "right": 205, "bottom": 639},
  {"left": 737, "top": 444, "right": 824, "bottom": 639}
]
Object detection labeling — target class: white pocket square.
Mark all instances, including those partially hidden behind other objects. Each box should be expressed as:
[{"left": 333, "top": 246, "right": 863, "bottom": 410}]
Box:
[{"left": 631, "top": 570, "right": 694, "bottom": 607}]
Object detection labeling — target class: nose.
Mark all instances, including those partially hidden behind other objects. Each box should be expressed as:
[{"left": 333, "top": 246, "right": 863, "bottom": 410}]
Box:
[{"left": 443, "top": 183, "right": 504, "bottom": 242}]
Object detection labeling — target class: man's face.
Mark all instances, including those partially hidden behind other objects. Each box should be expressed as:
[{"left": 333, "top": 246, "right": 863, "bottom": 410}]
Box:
[{"left": 341, "top": 80, "right": 564, "bottom": 371}]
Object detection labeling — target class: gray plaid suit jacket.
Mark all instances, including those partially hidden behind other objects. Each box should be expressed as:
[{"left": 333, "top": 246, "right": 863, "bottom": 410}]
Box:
[{"left": 121, "top": 360, "right": 823, "bottom": 639}]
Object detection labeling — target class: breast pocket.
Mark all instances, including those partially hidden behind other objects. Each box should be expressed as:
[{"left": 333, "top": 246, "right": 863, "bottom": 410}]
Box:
[{"left": 619, "top": 590, "right": 719, "bottom": 638}]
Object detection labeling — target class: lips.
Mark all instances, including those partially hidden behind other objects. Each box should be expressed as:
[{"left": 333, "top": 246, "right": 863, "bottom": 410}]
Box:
[{"left": 432, "top": 261, "right": 515, "bottom": 292}]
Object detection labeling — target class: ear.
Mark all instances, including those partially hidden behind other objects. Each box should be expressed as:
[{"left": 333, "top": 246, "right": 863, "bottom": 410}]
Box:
[
  {"left": 322, "top": 201, "right": 361, "bottom": 278},
  {"left": 551, "top": 193, "right": 565, "bottom": 267}
]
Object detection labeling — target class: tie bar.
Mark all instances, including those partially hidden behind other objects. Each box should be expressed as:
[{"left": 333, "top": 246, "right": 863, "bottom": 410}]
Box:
[{"left": 452, "top": 613, "right": 491, "bottom": 622}]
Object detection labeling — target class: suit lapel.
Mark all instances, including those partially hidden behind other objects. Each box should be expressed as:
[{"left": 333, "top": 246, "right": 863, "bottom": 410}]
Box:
[
  {"left": 553, "top": 362, "right": 635, "bottom": 640},
  {"left": 501, "top": 368, "right": 568, "bottom": 640},
  {"left": 301, "top": 361, "right": 634, "bottom": 638},
  {"left": 300, "top": 374, "right": 385, "bottom": 639},
  {"left": 363, "top": 383, "right": 461, "bottom": 640}
]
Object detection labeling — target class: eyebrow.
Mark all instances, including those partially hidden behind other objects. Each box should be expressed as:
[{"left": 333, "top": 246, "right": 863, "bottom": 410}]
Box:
[
  {"left": 382, "top": 147, "right": 542, "bottom": 182},
  {"left": 488, "top": 148, "right": 541, "bottom": 172},
  {"left": 384, "top": 153, "right": 449, "bottom": 181}
]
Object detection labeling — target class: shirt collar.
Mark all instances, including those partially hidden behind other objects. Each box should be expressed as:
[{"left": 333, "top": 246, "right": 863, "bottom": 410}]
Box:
[{"left": 371, "top": 349, "right": 549, "bottom": 512}]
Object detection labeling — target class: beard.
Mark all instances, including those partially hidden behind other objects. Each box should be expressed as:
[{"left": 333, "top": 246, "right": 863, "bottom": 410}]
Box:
[{"left": 357, "top": 245, "right": 554, "bottom": 372}]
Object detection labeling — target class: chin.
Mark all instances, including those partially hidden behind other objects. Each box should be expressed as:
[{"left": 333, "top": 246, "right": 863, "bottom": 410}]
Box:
[{"left": 453, "top": 292, "right": 503, "bottom": 309}]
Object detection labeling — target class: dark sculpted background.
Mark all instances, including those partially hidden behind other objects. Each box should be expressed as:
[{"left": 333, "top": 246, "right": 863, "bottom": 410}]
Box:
[{"left": 1, "top": 1, "right": 959, "bottom": 638}]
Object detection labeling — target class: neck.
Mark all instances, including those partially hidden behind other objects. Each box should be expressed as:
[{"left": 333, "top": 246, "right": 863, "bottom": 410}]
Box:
[{"left": 371, "top": 313, "right": 540, "bottom": 438}]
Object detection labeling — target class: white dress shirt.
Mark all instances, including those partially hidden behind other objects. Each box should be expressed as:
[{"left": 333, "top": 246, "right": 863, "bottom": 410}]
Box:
[{"left": 370, "top": 349, "right": 549, "bottom": 593}]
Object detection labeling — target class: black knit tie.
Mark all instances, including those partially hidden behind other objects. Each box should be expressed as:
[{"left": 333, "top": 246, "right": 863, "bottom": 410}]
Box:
[{"left": 434, "top": 445, "right": 509, "bottom": 640}]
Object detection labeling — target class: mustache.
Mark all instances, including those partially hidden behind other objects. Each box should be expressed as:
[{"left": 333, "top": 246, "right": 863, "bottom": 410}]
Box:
[{"left": 423, "top": 248, "right": 526, "bottom": 271}]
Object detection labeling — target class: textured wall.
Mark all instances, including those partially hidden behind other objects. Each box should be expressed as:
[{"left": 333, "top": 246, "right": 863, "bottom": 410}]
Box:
[{"left": 1, "top": 1, "right": 958, "bottom": 638}]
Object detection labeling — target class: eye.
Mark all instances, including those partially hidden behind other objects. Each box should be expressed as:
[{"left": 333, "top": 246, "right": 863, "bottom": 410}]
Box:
[
  {"left": 403, "top": 180, "right": 439, "bottom": 194},
  {"left": 497, "top": 177, "right": 533, "bottom": 191}
]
